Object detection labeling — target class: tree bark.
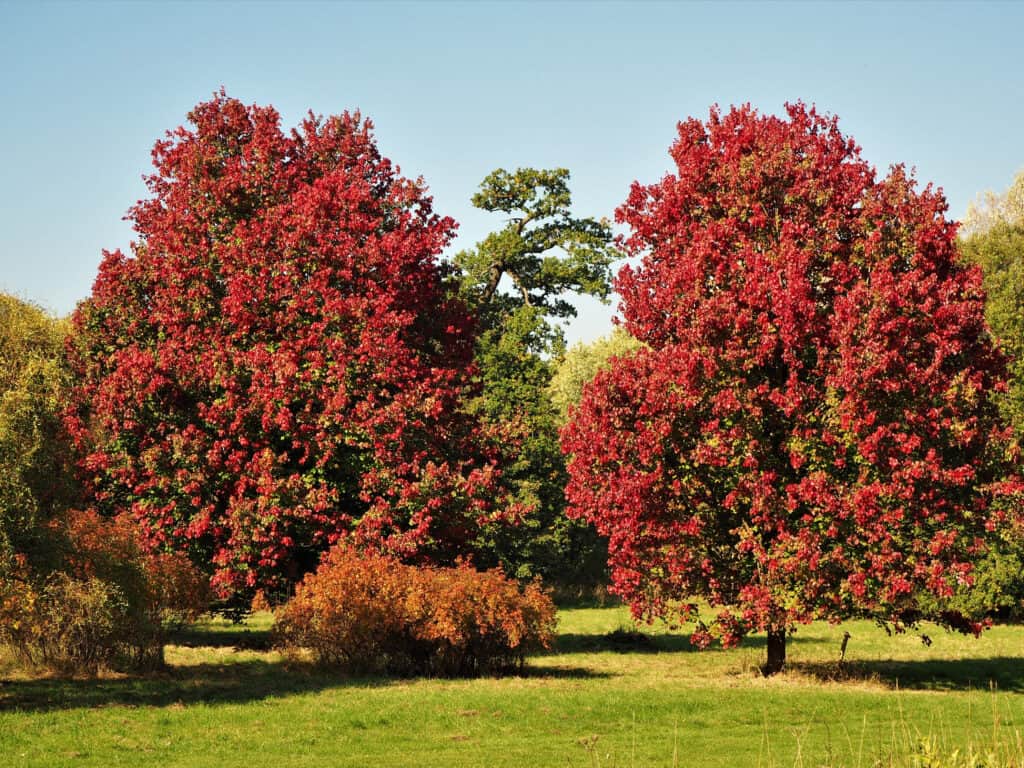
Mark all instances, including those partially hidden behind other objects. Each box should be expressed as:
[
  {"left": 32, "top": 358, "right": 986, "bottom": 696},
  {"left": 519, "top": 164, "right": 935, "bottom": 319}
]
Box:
[{"left": 764, "top": 627, "right": 786, "bottom": 676}]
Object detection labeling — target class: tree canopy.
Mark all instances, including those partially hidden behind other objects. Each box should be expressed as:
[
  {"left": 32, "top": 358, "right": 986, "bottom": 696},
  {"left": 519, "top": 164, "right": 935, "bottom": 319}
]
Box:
[
  {"left": 562, "top": 103, "right": 1022, "bottom": 673},
  {"left": 960, "top": 168, "right": 1024, "bottom": 239},
  {"left": 455, "top": 167, "right": 616, "bottom": 326},
  {"left": 68, "top": 93, "right": 514, "bottom": 603}
]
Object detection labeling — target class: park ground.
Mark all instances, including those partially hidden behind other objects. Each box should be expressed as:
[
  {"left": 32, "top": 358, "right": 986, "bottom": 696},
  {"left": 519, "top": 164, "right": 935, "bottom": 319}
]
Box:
[{"left": 2, "top": 606, "right": 1023, "bottom": 767}]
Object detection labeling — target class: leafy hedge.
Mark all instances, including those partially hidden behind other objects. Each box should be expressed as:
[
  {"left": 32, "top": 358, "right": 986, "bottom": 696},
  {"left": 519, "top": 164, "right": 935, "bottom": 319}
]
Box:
[
  {"left": 273, "top": 545, "right": 557, "bottom": 676},
  {"left": 0, "top": 511, "right": 208, "bottom": 674}
]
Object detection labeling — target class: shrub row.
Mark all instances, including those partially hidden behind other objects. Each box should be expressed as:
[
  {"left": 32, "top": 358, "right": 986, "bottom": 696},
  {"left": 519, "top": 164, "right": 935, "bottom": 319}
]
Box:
[{"left": 273, "top": 545, "right": 557, "bottom": 676}]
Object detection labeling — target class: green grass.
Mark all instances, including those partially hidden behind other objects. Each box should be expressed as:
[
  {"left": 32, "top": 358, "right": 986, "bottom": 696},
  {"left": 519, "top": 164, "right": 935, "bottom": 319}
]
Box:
[{"left": 3, "top": 607, "right": 1024, "bottom": 767}]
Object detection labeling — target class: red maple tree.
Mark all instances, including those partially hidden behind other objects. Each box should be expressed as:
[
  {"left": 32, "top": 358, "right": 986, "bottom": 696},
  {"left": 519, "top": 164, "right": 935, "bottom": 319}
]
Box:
[
  {"left": 562, "top": 103, "right": 1021, "bottom": 673},
  {"left": 68, "top": 93, "right": 516, "bottom": 604}
]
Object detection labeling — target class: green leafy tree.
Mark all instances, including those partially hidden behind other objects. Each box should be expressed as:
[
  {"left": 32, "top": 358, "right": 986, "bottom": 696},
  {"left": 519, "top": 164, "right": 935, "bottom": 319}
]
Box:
[
  {"left": 0, "top": 296, "right": 209, "bottom": 673},
  {"left": 455, "top": 168, "right": 617, "bottom": 591},
  {"left": 456, "top": 168, "right": 616, "bottom": 321},
  {"left": 961, "top": 168, "right": 1024, "bottom": 239},
  {"left": 0, "top": 294, "right": 77, "bottom": 571},
  {"left": 956, "top": 171, "right": 1024, "bottom": 618},
  {"left": 959, "top": 182, "right": 1024, "bottom": 437}
]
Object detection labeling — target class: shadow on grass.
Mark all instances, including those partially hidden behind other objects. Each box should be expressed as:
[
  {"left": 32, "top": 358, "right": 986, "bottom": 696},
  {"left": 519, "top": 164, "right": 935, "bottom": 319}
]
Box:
[
  {"left": 0, "top": 659, "right": 346, "bottom": 713},
  {"left": 556, "top": 630, "right": 814, "bottom": 655},
  {"left": 168, "top": 625, "right": 271, "bottom": 651},
  {"left": 790, "top": 657, "right": 1024, "bottom": 692},
  {"left": 515, "top": 664, "right": 611, "bottom": 680},
  {"left": 0, "top": 657, "right": 603, "bottom": 714}
]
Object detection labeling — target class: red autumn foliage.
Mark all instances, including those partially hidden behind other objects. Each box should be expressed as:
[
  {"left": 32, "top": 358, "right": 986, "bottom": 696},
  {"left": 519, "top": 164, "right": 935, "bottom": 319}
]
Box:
[
  {"left": 272, "top": 545, "right": 556, "bottom": 675},
  {"left": 67, "top": 92, "right": 517, "bottom": 602},
  {"left": 562, "top": 103, "right": 1023, "bottom": 665}
]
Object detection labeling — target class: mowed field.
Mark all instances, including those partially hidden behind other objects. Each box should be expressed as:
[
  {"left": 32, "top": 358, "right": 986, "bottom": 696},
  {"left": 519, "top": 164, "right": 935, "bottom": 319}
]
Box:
[{"left": 2, "top": 607, "right": 1023, "bottom": 768}]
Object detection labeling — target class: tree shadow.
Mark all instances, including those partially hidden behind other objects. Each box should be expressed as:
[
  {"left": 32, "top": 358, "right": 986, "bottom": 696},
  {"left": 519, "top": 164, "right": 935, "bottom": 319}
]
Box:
[
  {"left": 790, "top": 657, "right": 1024, "bottom": 692},
  {"left": 514, "top": 664, "right": 611, "bottom": 680},
  {"left": 555, "top": 630, "right": 814, "bottom": 655},
  {"left": 168, "top": 624, "right": 271, "bottom": 651},
  {"left": 0, "top": 657, "right": 604, "bottom": 713},
  {"left": 0, "top": 659, "right": 346, "bottom": 713},
  {"left": 556, "top": 630, "right": 690, "bottom": 654}
]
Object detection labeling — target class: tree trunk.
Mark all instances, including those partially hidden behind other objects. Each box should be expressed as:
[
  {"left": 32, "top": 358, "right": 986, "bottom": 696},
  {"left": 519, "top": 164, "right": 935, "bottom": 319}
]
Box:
[
  {"left": 764, "top": 627, "right": 786, "bottom": 676},
  {"left": 479, "top": 263, "right": 503, "bottom": 305}
]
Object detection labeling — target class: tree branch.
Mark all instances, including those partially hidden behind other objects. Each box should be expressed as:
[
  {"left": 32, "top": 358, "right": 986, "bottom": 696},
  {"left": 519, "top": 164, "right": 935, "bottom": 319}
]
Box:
[{"left": 508, "top": 270, "right": 532, "bottom": 307}]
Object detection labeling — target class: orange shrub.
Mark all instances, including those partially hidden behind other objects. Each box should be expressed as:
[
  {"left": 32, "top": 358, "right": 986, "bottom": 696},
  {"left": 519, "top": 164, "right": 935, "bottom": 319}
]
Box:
[
  {"left": 0, "top": 553, "right": 36, "bottom": 648},
  {"left": 0, "top": 510, "right": 209, "bottom": 673},
  {"left": 273, "top": 545, "right": 557, "bottom": 676},
  {"left": 272, "top": 546, "right": 415, "bottom": 670},
  {"left": 63, "top": 510, "right": 209, "bottom": 634},
  {"left": 1, "top": 572, "right": 129, "bottom": 675},
  {"left": 412, "top": 566, "right": 557, "bottom": 675}
]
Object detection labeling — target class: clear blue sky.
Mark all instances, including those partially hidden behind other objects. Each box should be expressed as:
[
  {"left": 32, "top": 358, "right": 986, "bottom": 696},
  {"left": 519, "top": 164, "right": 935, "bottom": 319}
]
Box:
[{"left": 1, "top": 0, "right": 1021, "bottom": 344}]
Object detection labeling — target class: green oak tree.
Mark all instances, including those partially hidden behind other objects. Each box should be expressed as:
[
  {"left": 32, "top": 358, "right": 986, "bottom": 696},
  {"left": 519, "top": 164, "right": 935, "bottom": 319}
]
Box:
[
  {"left": 455, "top": 168, "right": 617, "bottom": 592},
  {"left": 456, "top": 168, "right": 616, "bottom": 319}
]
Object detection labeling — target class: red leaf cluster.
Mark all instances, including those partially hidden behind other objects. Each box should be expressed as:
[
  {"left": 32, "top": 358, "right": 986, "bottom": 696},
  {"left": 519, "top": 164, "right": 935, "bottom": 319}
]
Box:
[
  {"left": 563, "top": 103, "right": 1022, "bottom": 644},
  {"left": 67, "top": 93, "right": 515, "bottom": 601}
]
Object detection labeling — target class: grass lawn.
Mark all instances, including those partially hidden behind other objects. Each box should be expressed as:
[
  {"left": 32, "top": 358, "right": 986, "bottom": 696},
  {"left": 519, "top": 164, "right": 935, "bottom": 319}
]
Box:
[{"left": 2, "top": 607, "right": 1024, "bottom": 767}]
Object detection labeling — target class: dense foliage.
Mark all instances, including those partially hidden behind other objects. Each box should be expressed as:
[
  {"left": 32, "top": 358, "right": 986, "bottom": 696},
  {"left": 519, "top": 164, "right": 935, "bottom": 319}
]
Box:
[
  {"left": 456, "top": 169, "right": 616, "bottom": 591},
  {"left": 0, "top": 509, "right": 207, "bottom": 674},
  {"left": 959, "top": 198, "right": 1024, "bottom": 438},
  {"left": 0, "top": 294, "right": 207, "bottom": 674},
  {"left": 563, "top": 103, "right": 1022, "bottom": 672},
  {"left": 0, "top": 294, "right": 77, "bottom": 572},
  {"left": 68, "top": 93, "right": 515, "bottom": 604},
  {"left": 273, "top": 544, "right": 556, "bottom": 675}
]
